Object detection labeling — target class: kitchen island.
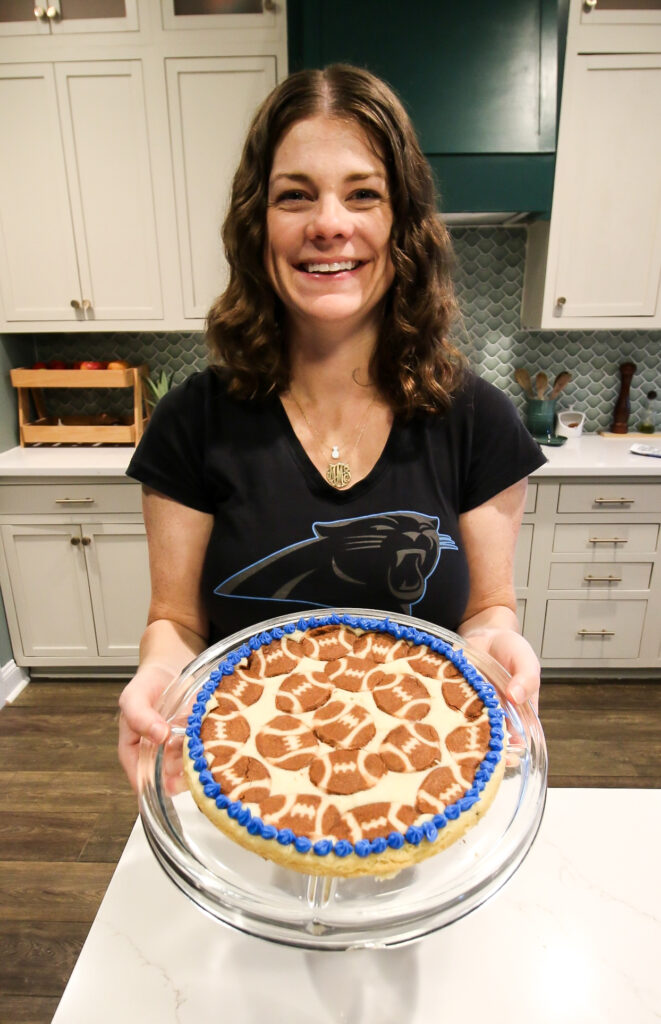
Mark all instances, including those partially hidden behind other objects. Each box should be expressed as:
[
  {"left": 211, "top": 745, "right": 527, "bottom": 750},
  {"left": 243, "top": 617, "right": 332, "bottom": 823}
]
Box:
[{"left": 51, "top": 788, "right": 660, "bottom": 1024}]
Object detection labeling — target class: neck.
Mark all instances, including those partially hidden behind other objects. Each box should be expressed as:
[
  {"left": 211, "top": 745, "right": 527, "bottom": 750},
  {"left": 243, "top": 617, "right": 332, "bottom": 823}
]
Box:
[{"left": 287, "top": 323, "right": 378, "bottom": 405}]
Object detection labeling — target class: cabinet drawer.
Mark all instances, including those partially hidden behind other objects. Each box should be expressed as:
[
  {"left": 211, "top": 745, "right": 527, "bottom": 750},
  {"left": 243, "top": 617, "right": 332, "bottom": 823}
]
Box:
[
  {"left": 542, "top": 599, "right": 646, "bottom": 659},
  {"left": 557, "top": 482, "right": 661, "bottom": 513},
  {"left": 553, "top": 523, "right": 659, "bottom": 553},
  {"left": 548, "top": 561, "right": 653, "bottom": 592},
  {"left": 0, "top": 482, "right": 142, "bottom": 515}
]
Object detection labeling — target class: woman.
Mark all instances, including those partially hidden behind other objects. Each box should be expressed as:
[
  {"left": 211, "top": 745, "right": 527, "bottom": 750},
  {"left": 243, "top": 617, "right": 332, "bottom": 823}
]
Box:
[{"left": 119, "top": 65, "right": 546, "bottom": 790}]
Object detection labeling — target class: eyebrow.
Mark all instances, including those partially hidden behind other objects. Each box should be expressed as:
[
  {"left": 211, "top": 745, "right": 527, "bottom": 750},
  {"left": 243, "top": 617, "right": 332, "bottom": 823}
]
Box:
[{"left": 269, "top": 171, "right": 386, "bottom": 186}]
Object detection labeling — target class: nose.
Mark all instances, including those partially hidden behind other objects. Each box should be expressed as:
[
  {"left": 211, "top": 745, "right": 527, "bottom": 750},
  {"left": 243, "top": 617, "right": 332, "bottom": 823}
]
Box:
[{"left": 305, "top": 193, "right": 353, "bottom": 242}]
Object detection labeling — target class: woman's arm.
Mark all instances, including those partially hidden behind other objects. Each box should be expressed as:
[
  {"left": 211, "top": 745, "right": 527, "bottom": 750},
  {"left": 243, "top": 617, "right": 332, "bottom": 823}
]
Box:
[
  {"left": 118, "top": 487, "right": 214, "bottom": 789},
  {"left": 457, "top": 477, "right": 541, "bottom": 710}
]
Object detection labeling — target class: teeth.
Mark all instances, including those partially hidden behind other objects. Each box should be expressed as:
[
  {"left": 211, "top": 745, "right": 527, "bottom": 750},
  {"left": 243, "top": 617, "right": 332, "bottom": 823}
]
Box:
[{"left": 303, "top": 261, "right": 359, "bottom": 273}]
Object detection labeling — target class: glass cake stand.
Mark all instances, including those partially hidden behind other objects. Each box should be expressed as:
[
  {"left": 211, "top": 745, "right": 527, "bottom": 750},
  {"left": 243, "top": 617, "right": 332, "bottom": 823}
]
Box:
[{"left": 138, "top": 608, "right": 547, "bottom": 951}]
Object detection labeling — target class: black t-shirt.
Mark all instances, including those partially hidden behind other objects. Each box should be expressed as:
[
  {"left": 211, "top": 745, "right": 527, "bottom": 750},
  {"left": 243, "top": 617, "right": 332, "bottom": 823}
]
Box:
[{"left": 126, "top": 368, "right": 546, "bottom": 642}]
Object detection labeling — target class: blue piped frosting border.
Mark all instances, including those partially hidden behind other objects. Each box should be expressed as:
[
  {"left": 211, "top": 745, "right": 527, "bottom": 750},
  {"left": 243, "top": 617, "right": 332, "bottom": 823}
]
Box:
[{"left": 185, "top": 613, "right": 506, "bottom": 861}]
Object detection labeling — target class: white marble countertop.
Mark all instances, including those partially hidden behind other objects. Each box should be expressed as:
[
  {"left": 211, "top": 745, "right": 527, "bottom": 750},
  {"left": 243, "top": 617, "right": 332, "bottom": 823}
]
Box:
[
  {"left": 52, "top": 788, "right": 661, "bottom": 1024},
  {"left": 0, "top": 435, "right": 660, "bottom": 478}
]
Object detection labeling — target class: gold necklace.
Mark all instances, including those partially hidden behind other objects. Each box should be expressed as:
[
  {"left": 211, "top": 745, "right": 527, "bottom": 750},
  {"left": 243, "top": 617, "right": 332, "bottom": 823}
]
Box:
[{"left": 288, "top": 390, "right": 377, "bottom": 489}]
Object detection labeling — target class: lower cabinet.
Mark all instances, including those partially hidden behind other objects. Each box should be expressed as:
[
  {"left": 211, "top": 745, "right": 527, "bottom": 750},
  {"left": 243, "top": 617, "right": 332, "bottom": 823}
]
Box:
[
  {"left": 517, "top": 476, "right": 661, "bottom": 674},
  {"left": 0, "top": 479, "right": 150, "bottom": 671}
]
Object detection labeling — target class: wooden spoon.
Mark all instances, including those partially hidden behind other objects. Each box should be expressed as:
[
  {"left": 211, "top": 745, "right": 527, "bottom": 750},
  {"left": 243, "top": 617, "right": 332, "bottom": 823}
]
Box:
[
  {"left": 514, "top": 368, "right": 534, "bottom": 396},
  {"left": 535, "top": 371, "right": 548, "bottom": 399},
  {"left": 550, "top": 371, "right": 572, "bottom": 399}
]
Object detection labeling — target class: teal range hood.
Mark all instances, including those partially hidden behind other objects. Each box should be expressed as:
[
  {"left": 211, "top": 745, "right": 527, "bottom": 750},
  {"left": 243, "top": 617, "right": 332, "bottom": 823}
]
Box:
[{"left": 287, "top": 0, "right": 565, "bottom": 221}]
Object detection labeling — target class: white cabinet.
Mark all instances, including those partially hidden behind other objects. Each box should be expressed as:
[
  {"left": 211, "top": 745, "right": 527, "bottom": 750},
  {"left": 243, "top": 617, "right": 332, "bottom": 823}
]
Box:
[
  {"left": 165, "top": 55, "right": 276, "bottom": 317},
  {"left": 0, "top": 480, "right": 150, "bottom": 670},
  {"left": 0, "top": 60, "right": 163, "bottom": 323},
  {"left": 0, "top": 0, "right": 139, "bottom": 37},
  {"left": 521, "top": 0, "right": 661, "bottom": 329},
  {"left": 518, "top": 476, "right": 661, "bottom": 674},
  {"left": 0, "top": 0, "right": 288, "bottom": 332}
]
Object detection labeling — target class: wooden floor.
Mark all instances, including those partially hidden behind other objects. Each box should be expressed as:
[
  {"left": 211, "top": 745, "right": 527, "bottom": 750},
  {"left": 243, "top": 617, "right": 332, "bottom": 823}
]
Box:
[{"left": 1, "top": 678, "right": 660, "bottom": 1024}]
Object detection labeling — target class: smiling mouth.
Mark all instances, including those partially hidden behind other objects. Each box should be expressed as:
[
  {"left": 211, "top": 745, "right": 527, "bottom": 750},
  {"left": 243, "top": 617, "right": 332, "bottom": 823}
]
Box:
[{"left": 299, "top": 260, "right": 363, "bottom": 274}]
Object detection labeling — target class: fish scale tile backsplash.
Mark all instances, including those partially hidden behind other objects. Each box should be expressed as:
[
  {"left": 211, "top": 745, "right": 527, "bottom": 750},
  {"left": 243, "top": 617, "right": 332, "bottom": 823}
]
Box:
[{"left": 14, "top": 227, "right": 661, "bottom": 431}]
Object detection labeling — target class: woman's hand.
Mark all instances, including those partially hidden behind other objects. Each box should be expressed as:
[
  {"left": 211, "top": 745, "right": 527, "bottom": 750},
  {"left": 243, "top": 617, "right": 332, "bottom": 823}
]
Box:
[
  {"left": 459, "top": 626, "right": 540, "bottom": 712},
  {"left": 118, "top": 665, "right": 174, "bottom": 791}
]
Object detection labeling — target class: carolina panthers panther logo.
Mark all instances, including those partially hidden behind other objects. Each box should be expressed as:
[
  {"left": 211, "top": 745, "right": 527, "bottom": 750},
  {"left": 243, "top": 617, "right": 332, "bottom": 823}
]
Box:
[{"left": 214, "top": 511, "right": 458, "bottom": 614}]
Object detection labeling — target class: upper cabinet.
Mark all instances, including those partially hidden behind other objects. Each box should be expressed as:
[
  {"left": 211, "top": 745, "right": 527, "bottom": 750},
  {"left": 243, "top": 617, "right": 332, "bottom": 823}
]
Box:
[
  {"left": 0, "top": 0, "right": 287, "bottom": 333},
  {"left": 0, "top": 1, "right": 139, "bottom": 37},
  {"left": 287, "top": 0, "right": 560, "bottom": 216},
  {"left": 0, "top": 60, "right": 163, "bottom": 323},
  {"left": 521, "top": 0, "right": 661, "bottom": 329}
]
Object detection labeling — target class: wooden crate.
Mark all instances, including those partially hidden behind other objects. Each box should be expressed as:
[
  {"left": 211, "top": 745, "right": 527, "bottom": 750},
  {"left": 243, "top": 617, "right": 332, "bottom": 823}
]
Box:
[{"left": 10, "top": 365, "right": 150, "bottom": 446}]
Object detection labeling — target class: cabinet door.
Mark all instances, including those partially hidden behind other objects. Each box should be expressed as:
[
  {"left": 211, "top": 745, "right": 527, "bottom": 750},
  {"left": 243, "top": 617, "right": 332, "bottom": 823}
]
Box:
[
  {"left": 160, "top": 0, "right": 277, "bottom": 31},
  {"left": 49, "top": 0, "right": 139, "bottom": 35},
  {"left": 0, "top": 1, "right": 51, "bottom": 36},
  {"left": 549, "top": 53, "right": 661, "bottom": 320},
  {"left": 54, "top": 60, "right": 163, "bottom": 320},
  {"left": 82, "top": 523, "right": 150, "bottom": 658},
  {"left": 0, "top": 524, "right": 98, "bottom": 660},
  {"left": 0, "top": 0, "right": 138, "bottom": 36},
  {"left": 0, "top": 64, "right": 82, "bottom": 321},
  {"left": 165, "top": 56, "right": 276, "bottom": 317}
]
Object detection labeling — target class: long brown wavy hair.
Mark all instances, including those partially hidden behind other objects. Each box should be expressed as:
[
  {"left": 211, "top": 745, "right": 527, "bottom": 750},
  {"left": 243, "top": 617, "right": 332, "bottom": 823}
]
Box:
[{"left": 206, "top": 64, "right": 466, "bottom": 416}]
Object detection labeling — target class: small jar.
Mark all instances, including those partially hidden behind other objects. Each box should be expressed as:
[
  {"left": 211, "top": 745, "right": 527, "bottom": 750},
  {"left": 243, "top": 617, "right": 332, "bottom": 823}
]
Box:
[{"left": 638, "top": 389, "right": 657, "bottom": 434}]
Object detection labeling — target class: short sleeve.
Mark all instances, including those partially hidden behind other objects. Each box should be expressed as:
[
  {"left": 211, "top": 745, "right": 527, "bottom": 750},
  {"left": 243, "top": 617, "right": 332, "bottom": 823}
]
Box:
[
  {"left": 459, "top": 376, "right": 547, "bottom": 512},
  {"left": 126, "top": 373, "right": 214, "bottom": 513}
]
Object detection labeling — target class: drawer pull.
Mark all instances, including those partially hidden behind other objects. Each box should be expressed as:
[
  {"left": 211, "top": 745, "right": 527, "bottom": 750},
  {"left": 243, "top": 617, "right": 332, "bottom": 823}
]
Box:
[
  {"left": 81, "top": 536, "right": 91, "bottom": 546},
  {"left": 588, "top": 537, "right": 627, "bottom": 544},
  {"left": 55, "top": 497, "right": 95, "bottom": 504},
  {"left": 70, "top": 536, "right": 80, "bottom": 546},
  {"left": 584, "top": 574, "right": 622, "bottom": 582},
  {"left": 577, "top": 629, "right": 616, "bottom": 637},
  {"left": 594, "top": 497, "right": 635, "bottom": 505}
]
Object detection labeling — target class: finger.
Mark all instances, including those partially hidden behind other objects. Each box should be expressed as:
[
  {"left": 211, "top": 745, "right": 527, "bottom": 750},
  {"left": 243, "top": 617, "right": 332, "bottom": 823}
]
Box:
[{"left": 119, "top": 686, "right": 170, "bottom": 746}]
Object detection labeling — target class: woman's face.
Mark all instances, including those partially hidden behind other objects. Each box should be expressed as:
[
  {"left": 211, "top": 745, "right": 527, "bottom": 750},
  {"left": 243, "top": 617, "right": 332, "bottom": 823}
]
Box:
[{"left": 265, "top": 115, "right": 395, "bottom": 339}]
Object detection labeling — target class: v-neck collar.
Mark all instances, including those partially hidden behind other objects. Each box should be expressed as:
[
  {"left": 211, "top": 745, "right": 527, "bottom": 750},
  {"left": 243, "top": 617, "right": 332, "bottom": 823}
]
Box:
[{"left": 273, "top": 395, "right": 398, "bottom": 501}]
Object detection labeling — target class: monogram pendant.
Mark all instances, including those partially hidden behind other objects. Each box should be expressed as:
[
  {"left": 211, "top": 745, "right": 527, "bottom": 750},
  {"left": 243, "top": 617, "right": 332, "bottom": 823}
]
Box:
[{"left": 326, "top": 462, "right": 351, "bottom": 488}]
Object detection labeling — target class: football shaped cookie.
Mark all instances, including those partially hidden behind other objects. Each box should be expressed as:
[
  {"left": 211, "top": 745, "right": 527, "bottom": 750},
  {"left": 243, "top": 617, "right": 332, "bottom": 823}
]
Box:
[{"left": 183, "top": 614, "right": 507, "bottom": 877}]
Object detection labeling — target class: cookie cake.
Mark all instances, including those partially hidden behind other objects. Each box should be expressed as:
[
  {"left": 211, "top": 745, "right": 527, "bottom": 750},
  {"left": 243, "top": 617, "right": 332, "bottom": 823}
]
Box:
[{"left": 183, "top": 612, "right": 507, "bottom": 878}]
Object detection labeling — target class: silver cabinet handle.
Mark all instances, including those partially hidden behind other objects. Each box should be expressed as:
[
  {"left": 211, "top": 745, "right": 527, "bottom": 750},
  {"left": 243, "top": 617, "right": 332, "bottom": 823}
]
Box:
[
  {"left": 594, "top": 497, "right": 634, "bottom": 505},
  {"left": 55, "top": 497, "right": 95, "bottom": 504},
  {"left": 584, "top": 574, "right": 622, "bottom": 582},
  {"left": 577, "top": 628, "right": 615, "bottom": 637},
  {"left": 588, "top": 537, "right": 627, "bottom": 544}
]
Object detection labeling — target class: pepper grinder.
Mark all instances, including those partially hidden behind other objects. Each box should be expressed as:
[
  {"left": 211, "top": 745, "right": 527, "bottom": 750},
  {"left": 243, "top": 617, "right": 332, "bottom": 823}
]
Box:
[{"left": 611, "top": 362, "right": 636, "bottom": 434}]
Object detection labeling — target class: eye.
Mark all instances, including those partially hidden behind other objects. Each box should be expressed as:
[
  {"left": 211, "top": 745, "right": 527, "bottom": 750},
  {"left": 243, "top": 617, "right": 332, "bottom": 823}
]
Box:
[
  {"left": 272, "top": 189, "right": 312, "bottom": 207},
  {"left": 349, "top": 188, "right": 384, "bottom": 204}
]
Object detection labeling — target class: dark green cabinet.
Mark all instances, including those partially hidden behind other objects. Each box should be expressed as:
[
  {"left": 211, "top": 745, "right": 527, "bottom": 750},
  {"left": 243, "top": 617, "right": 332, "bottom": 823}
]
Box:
[{"left": 288, "top": 0, "right": 563, "bottom": 215}]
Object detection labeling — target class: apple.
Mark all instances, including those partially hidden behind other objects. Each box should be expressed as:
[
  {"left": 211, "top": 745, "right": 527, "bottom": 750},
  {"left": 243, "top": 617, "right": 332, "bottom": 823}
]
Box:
[
  {"left": 31, "top": 361, "right": 47, "bottom": 369},
  {"left": 106, "top": 360, "right": 130, "bottom": 369},
  {"left": 47, "top": 359, "right": 68, "bottom": 369},
  {"left": 79, "top": 361, "right": 107, "bottom": 370}
]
